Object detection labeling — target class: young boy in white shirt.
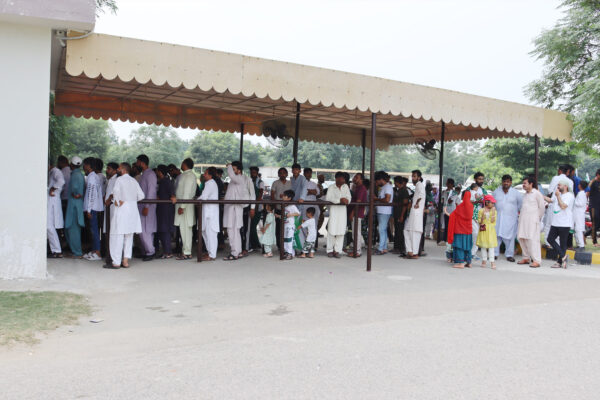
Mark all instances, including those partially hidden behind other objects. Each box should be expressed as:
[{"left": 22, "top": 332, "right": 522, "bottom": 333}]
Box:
[
  {"left": 297, "top": 207, "right": 317, "bottom": 258},
  {"left": 280, "top": 190, "right": 299, "bottom": 260}
]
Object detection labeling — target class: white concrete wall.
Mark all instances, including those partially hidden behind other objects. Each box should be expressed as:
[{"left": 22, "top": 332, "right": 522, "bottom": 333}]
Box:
[{"left": 0, "top": 22, "right": 51, "bottom": 279}]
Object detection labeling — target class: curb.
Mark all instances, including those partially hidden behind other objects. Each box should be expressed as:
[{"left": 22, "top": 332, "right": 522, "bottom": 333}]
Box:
[{"left": 542, "top": 247, "right": 599, "bottom": 265}]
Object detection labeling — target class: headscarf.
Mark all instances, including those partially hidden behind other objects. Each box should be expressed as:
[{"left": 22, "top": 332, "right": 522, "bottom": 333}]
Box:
[{"left": 447, "top": 191, "right": 474, "bottom": 245}]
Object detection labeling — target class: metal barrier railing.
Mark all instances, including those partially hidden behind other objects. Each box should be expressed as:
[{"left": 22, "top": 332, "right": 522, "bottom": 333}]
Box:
[{"left": 105, "top": 199, "right": 374, "bottom": 268}]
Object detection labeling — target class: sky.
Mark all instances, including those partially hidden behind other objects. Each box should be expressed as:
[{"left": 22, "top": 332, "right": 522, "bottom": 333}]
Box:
[{"left": 94, "top": 0, "right": 564, "bottom": 143}]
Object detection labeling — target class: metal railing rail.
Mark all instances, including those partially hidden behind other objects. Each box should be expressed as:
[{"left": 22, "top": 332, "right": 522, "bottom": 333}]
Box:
[{"left": 105, "top": 199, "right": 373, "bottom": 268}]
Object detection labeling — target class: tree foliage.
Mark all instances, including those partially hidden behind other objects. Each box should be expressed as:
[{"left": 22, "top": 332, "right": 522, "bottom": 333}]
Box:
[
  {"left": 95, "top": 0, "right": 118, "bottom": 16},
  {"left": 106, "top": 125, "right": 188, "bottom": 167},
  {"left": 526, "top": 0, "right": 600, "bottom": 144},
  {"left": 483, "top": 137, "right": 579, "bottom": 182},
  {"left": 187, "top": 131, "right": 271, "bottom": 167}
]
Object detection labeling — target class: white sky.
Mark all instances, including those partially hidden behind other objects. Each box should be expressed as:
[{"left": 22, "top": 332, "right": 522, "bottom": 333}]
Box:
[{"left": 95, "top": 0, "right": 563, "bottom": 143}]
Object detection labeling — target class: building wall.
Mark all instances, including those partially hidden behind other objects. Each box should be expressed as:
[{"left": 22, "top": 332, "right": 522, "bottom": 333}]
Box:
[
  {"left": 0, "top": 0, "right": 95, "bottom": 30},
  {"left": 0, "top": 22, "right": 52, "bottom": 279}
]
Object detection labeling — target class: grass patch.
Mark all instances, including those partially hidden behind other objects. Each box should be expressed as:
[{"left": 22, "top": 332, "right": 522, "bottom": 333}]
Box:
[{"left": 0, "top": 291, "right": 91, "bottom": 345}]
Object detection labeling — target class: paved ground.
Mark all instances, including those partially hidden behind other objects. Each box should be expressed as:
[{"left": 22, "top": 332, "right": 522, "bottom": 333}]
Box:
[{"left": 3, "top": 242, "right": 600, "bottom": 399}]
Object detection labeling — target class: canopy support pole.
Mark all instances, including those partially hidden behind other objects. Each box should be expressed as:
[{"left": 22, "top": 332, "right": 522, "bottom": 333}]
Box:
[
  {"left": 534, "top": 134, "right": 540, "bottom": 183},
  {"left": 239, "top": 123, "right": 244, "bottom": 162},
  {"left": 361, "top": 128, "right": 366, "bottom": 174},
  {"left": 367, "top": 113, "right": 376, "bottom": 272},
  {"left": 437, "top": 121, "right": 445, "bottom": 244},
  {"left": 293, "top": 102, "right": 300, "bottom": 164}
]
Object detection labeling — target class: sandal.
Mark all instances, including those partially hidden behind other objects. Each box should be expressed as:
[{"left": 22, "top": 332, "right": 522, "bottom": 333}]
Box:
[
  {"left": 121, "top": 263, "right": 130, "bottom": 268},
  {"left": 159, "top": 254, "right": 173, "bottom": 259},
  {"left": 223, "top": 254, "right": 238, "bottom": 261},
  {"left": 453, "top": 264, "right": 465, "bottom": 269},
  {"left": 176, "top": 254, "right": 192, "bottom": 261},
  {"left": 49, "top": 253, "right": 63, "bottom": 258},
  {"left": 103, "top": 264, "right": 120, "bottom": 269},
  {"left": 263, "top": 253, "right": 273, "bottom": 258},
  {"left": 201, "top": 256, "right": 215, "bottom": 261}
]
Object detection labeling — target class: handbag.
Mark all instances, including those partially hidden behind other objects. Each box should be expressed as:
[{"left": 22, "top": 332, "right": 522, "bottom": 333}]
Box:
[{"left": 479, "top": 224, "right": 486, "bottom": 232}]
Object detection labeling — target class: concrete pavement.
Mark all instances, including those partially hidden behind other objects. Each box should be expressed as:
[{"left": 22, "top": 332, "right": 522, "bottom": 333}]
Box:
[{"left": 2, "top": 242, "right": 600, "bottom": 399}]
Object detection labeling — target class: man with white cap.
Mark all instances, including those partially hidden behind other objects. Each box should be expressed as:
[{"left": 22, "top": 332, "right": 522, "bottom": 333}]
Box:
[
  {"left": 544, "top": 177, "right": 575, "bottom": 268},
  {"left": 542, "top": 165, "right": 570, "bottom": 247},
  {"left": 64, "top": 156, "right": 85, "bottom": 258},
  {"left": 106, "top": 162, "right": 145, "bottom": 269},
  {"left": 47, "top": 162, "right": 65, "bottom": 258}
]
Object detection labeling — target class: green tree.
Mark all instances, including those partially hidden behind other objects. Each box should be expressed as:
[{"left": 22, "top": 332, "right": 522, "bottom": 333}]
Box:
[
  {"left": 96, "top": 0, "right": 118, "bottom": 16},
  {"left": 483, "top": 137, "right": 579, "bottom": 183},
  {"left": 187, "top": 131, "right": 271, "bottom": 167},
  {"left": 106, "top": 125, "right": 188, "bottom": 166},
  {"left": 526, "top": 0, "right": 600, "bottom": 144},
  {"left": 67, "top": 118, "right": 116, "bottom": 160}
]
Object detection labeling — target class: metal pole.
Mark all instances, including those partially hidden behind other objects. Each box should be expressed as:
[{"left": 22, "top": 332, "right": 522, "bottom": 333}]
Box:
[
  {"left": 293, "top": 102, "right": 300, "bottom": 164},
  {"left": 280, "top": 201, "right": 286, "bottom": 260},
  {"left": 367, "top": 113, "right": 376, "bottom": 271},
  {"left": 437, "top": 121, "right": 445, "bottom": 244},
  {"left": 196, "top": 204, "right": 203, "bottom": 262},
  {"left": 361, "top": 128, "right": 366, "bottom": 174},
  {"left": 104, "top": 204, "right": 112, "bottom": 266},
  {"left": 239, "top": 123, "right": 244, "bottom": 162},
  {"left": 353, "top": 208, "right": 359, "bottom": 258},
  {"left": 534, "top": 134, "right": 540, "bottom": 183}
]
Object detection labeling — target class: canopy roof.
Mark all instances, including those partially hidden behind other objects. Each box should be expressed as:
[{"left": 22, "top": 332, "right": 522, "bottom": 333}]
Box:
[{"left": 52, "top": 33, "right": 572, "bottom": 149}]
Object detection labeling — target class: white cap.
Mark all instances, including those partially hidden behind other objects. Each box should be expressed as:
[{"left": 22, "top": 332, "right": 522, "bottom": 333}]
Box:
[{"left": 71, "top": 156, "right": 82, "bottom": 166}]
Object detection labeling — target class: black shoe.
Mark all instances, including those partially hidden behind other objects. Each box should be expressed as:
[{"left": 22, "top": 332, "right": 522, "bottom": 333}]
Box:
[
  {"left": 495, "top": 256, "right": 498, "bottom": 260},
  {"left": 142, "top": 254, "right": 155, "bottom": 262},
  {"left": 506, "top": 257, "right": 515, "bottom": 262}
]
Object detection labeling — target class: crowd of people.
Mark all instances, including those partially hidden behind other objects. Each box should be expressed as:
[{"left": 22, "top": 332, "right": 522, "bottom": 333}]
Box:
[
  {"left": 445, "top": 165, "right": 593, "bottom": 269},
  {"left": 47, "top": 154, "right": 597, "bottom": 270}
]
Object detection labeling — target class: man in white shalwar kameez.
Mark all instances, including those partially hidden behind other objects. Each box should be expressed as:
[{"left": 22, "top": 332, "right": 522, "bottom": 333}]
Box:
[
  {"left": 404, "top": 170, "right": 425, "bottom": 258},
  {"left": 199, "top": 167, "right": 220, "bottom": 260},
  {"left": 223, "top": 161, "right": 255, "bottom": 260},
  {"left": 492, "top": 175, "right": 522, "bottom": 262},
  {"left": 172, "top": 158, "right": 198, "bottom": 260},
  {"left": 108, "top": 163, "right": 145, "bottom": 268},
  {"left": 543, "top": 165, "right": 570, "bottom": 246},
  {"left": 325, "top": 172, "right": 352, "bottom": 257},
  {"left": 518, "top": 176, "right": 547, "bottom": 268},
  {"left": 47, "top": 163, "right": 65, "bottom": 257}
]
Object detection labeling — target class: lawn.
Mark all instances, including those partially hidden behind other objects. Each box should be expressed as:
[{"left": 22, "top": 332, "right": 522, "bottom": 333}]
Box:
[{"left": 0, "top": 291, "right": 91, "bottom": 345}]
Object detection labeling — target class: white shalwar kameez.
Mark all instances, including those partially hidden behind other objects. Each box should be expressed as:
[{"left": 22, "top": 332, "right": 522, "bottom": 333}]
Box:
[
  {"left": 573, "top": 190, "right": 587, "bottom": 248},
  {"left": 325, "top": 183, "right": 352, "bottom": 253},
  {"left": 223, "top": 165, "right": 255, "bottom": 257},
  {"left": 543, "top": 173, "right": 568, "bottom": 244},
  {"left": 492, "top": 186, "right": 522, "bottom": 258},
  {"left": 200, "top": 179, "right": 220, "bottom": 258},
  {"left": 47, "top": 167, "right": 65, "bottom": 254},
  {"left": 404, "top": 180, "right": 425, "bottom": 255},
  {"left": 109, "top": 174, "right": 144, "bottom": 265}
]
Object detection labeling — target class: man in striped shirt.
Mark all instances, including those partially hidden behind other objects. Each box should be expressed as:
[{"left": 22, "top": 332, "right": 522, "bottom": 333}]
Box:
[{"left": 83, "top": 157, "right": 104, "bottom": 261}]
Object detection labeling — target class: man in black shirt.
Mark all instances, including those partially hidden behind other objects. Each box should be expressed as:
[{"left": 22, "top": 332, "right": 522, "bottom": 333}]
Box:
[
  {"left": 392, "top": 176, "right": 410, "bottom": 256},
  {"left": 589, "top": 169, "right": 600, "bottom": 246}
]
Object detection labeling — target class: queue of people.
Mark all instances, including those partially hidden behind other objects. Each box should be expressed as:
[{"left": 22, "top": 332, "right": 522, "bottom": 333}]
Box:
[{"left": 47, "top": 155, "right": 592, "bottom": 270}]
